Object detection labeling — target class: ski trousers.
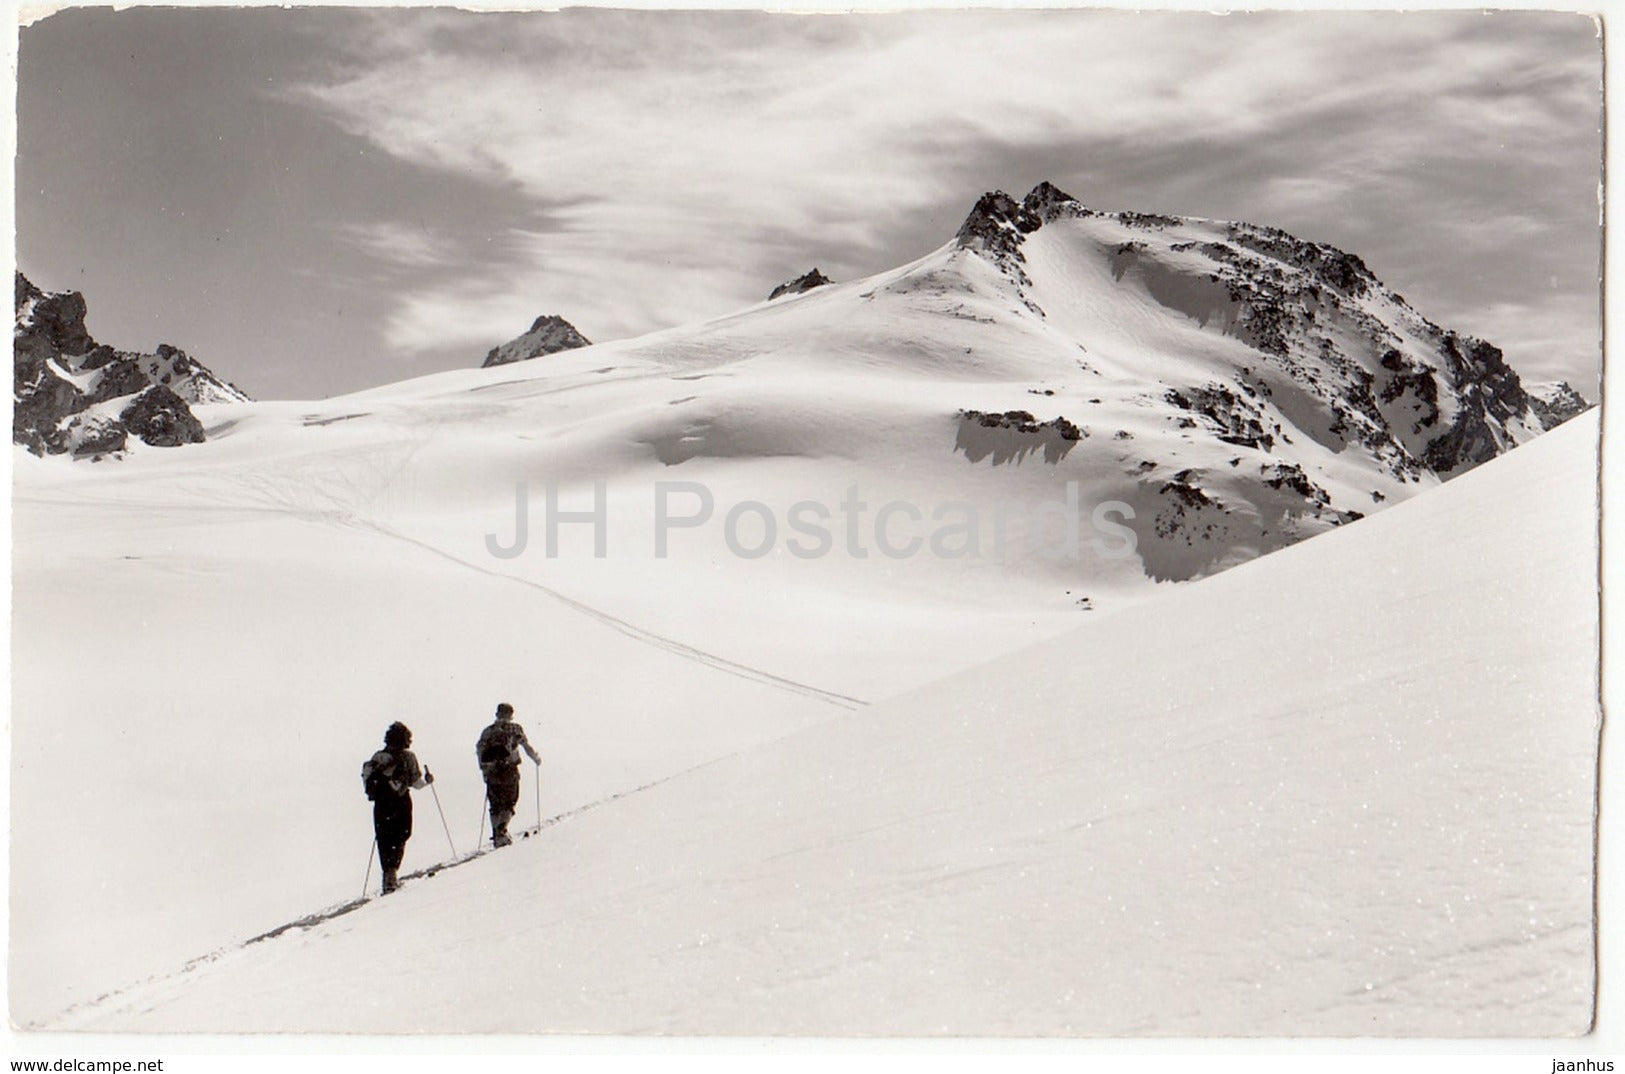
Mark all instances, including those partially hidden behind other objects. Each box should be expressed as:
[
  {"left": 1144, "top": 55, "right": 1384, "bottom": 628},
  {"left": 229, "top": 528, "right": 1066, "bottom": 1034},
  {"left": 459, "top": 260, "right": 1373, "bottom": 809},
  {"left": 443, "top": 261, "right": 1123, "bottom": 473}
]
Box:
[
  {"left": 485, "top": 765, "right": 521, "bottom": 833},
  {"left": 373, "top": 792, "right": 414, "bottom": 875}
]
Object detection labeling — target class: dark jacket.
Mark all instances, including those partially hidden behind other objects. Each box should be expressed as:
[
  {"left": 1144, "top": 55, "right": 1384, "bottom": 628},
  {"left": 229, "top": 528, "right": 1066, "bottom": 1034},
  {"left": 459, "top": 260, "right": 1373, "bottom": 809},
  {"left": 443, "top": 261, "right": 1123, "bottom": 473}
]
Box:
[
  {"left": 365, "top": 748, "right": 425, "bottom": 799},
  {"left": 476, "top": 720, "right": 539, "bottom": 778}
]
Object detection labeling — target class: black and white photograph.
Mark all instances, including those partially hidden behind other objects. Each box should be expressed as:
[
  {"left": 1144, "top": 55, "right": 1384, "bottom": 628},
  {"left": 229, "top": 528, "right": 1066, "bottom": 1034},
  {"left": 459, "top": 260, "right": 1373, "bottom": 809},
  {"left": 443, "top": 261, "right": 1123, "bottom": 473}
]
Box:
[{"left": 5, "top": 0, "right": 1610, "bottom": 1056}]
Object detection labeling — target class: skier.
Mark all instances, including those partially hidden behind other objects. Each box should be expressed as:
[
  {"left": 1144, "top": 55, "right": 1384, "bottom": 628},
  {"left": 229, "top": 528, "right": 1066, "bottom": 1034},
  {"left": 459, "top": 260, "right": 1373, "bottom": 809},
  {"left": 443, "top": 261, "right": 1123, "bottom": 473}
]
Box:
[
  {"left": 362, "top": 721, "right": 434, "bottom": 894},
  {"left": 475, "top": 702, "right": 540, "bottom": 847}
]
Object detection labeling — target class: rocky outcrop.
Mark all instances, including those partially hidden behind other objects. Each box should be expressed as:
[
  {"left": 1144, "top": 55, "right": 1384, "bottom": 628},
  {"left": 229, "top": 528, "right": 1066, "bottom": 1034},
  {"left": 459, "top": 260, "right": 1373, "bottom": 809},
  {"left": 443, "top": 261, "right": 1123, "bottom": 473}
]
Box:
[
  {"left": 1226, "top": 224, "right": 1376, "bottom": 300},
  {"left": 954, "top": 409, "right": 1083, "bottom": 465},
  {"left": 1389, "top": 332, "right": 1591, "bottom": 476},
  {"left": 1022, "top": 181, "right": 1090, "bottom": 225},
  {"left": 768, "top": 268, "right": 834, "bottom": 301},
  {"left": 88, "top": 357, "right": 148, "bottom": 404},
  {"left": 119, "top": 384, "right": 206, "bottom": 448},
  {"left": 1165, "top": 384, "right": 1276, "bottom": 452},
  {"left": 960, "top": 408, "right": 1082, "bottom": 440},
  {"left": 481, "top": 315, "right": 591, "bottom": 368},
  {"left": 1529, "top": 381, "right": 1591, "bottom": 430},
  {"left": 13, "top": 272, "right": 246, "bottom": 458},
  {"left": 67, "top": 415, "right": 127, "bottom": 459},
  {"left": 15, "top": 273, "right": 94, "bottom": 360},
  {"left": 1376, "top": 348, "right": 1442, "bottom": 433},
  {"left": 14, "top": 361, "right": 84, "bottom": 456},
  {"left": 1261, "top": 462, "right": 1330, "bottom": 506},
  {"left": 954, "top": 191, "right": 1042, "bottom": 279}
]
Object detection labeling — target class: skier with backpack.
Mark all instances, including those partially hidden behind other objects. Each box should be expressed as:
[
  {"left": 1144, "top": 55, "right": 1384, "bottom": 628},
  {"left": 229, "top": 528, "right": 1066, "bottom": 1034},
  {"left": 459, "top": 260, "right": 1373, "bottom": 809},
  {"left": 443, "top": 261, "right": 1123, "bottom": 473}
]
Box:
[
  {"left": 362, "top": 721, "right": 435, "bottom": 894},
  {"left": 475, "top": 702, "right": 540, "bottom": 847}
]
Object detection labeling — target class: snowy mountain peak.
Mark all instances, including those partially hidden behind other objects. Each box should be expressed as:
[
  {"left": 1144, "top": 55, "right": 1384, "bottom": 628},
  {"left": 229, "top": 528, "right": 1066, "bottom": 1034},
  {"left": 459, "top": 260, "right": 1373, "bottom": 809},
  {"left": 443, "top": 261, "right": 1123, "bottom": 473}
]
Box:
[
  {"left": 768, "top": 268, "right": 834, "bottom": 300},
  {"left": 943, "top": 186, "right": 1583, "bottom": 491},
  {"left": 1021, "top": 180, "right": 1089, "bottom": 223},
  {"left": 1529, "top": 380, "right": 1591, "bottom": 428},
  {"left": 954, "top": 189, "right": 1043, "bottom": 275},
  {"left": 957, "top": 189, "right": 1039, "bottom": 237},
  {"left": 481, "top": 314, "right": 592, "bottom": 368},
  {"left": 954, "top": 182, "right": 1098, "bottom": 278},
  {"left": 13, "top": 272, "right": 246, "bottom": 458}
]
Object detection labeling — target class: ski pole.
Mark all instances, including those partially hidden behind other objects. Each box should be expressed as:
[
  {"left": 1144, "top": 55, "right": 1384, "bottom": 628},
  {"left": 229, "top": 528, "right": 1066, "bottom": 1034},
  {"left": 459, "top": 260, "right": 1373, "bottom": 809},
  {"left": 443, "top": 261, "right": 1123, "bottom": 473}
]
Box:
[
  {"left": 362, "top": 838, "right": 376, "bottom": 898},
  {"left": 427, "top": 771, "right": 457, "bottom": 858},
  {"left": 534, "top": 759, "right": 541, "bottom": 833},
  {"left": 476, "top": 788, "right": 489, "bottom": 852}
]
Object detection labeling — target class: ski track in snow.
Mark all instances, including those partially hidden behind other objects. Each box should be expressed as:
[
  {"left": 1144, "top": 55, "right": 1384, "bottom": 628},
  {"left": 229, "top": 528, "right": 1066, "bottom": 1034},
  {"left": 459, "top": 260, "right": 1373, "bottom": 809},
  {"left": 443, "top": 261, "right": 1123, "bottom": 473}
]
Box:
[
  {"left": 12, "top": 198, "right": 1599, "bottom": 1034},
  {"left": 247, "top": 408, "right": 867, "bottom": 710},
  {"left": 24, "top": 404, "right": 869, "bottom": 714},
  {"left": 11, "top": 417, "right": 867, "bottom": 1024},
  {"left": 352, "top": 516, "right": 867, "bottom": 711},
  {"left": 261, "top": 409, "right": 866, "bottom": 709},
  {"left": 35, "top": 746, "right": 749, "bottom": 1029},
  {"left": 43, "top": 412, "right": 1600, "bottom": 1035}
]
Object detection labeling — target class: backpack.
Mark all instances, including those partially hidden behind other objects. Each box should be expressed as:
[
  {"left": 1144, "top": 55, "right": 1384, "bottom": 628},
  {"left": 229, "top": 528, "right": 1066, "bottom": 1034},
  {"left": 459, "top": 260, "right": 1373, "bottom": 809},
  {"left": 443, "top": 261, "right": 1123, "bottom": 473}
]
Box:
[
  {"left": 478, "top": 726, "right": 513, "bottom": 767},
  {"left": 362, "top": 750, "right": 397, "bottom": 801}
]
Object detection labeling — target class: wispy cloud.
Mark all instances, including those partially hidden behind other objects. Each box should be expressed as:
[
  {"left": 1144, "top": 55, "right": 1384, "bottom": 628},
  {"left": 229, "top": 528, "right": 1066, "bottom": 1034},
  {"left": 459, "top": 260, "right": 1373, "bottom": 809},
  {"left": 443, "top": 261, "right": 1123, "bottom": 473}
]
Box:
[
  {"left": 282, "top": 9, "right": 1601, "bottom": 392},
  {"left": 339, "top": 221, "right": 447, "bottom": 269}
]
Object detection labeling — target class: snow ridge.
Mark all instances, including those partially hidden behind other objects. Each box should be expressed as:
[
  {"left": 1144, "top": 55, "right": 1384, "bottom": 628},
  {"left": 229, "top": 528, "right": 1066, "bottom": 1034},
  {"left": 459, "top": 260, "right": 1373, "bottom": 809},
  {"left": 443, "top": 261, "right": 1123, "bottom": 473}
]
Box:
[
  {"left": 926, "top": 182, "right": 1592, "bottom": 578},
  {"left": 952, "top": 181, "right": 1581, "bottom": 480},
  {"left": 47, "top": 411, "right": 1599, "bottom": 1035}
]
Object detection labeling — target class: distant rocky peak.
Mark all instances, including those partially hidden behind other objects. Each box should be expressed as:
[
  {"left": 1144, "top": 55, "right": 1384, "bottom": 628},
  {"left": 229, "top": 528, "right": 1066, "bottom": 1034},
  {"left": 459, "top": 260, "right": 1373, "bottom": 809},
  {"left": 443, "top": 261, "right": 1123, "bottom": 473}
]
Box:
[
  {"left": 941, "top": 181, "right": 1587, "bottom": 490},
  {"left": 13, "top": 272, "right": 244, "bottom": 458},
  {"left": 482, "top": 314, "right": 592, "bottom": 368},
  {"left": 525, "top": 314, "right": 574, "bottom": 335},
  {"left": 952, "top": 182, "right": 1099, "bottom": 286},
  {"left": 954, "top": 190, "right": 1045, "bottom": 282},
  {"left": 1021, "top": 181, "right": 1088, "bottom": 224},
  {"left": 1528, "top": 381, "right": 1592, "bottom": 429},
  {"left": 769, "top": 268, "right": 834, "bottom": 301},
  {"left": 956, "top": 190, "right": 1040, "bottom": 248},
  {"left": 955, "top": 182, "right": 1092, "bottom": 264}
]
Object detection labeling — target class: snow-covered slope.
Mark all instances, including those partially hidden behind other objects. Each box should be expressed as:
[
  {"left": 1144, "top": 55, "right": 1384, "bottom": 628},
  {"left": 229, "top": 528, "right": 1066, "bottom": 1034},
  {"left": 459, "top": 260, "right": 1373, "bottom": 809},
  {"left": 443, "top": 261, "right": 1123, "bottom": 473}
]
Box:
[
  {"left": 51, "top": 408, "right": 1598, "bottom": 1035},
  {"left": 18, "top": 186, "right": 1582, "bottom": 689},
  {"left": 11, "top": 185, "right": 1597, "bottom": 1031},
  {"left": 9, "top": 482, "right": 856, "bottom": 1025}
]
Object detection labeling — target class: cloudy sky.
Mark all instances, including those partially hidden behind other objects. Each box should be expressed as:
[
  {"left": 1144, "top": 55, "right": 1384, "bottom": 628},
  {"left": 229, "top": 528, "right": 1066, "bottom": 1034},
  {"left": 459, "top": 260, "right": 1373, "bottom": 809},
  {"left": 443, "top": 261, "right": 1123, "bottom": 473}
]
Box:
[{"left": 16, "top": 7, "right": 1602, "bottom": 400}]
